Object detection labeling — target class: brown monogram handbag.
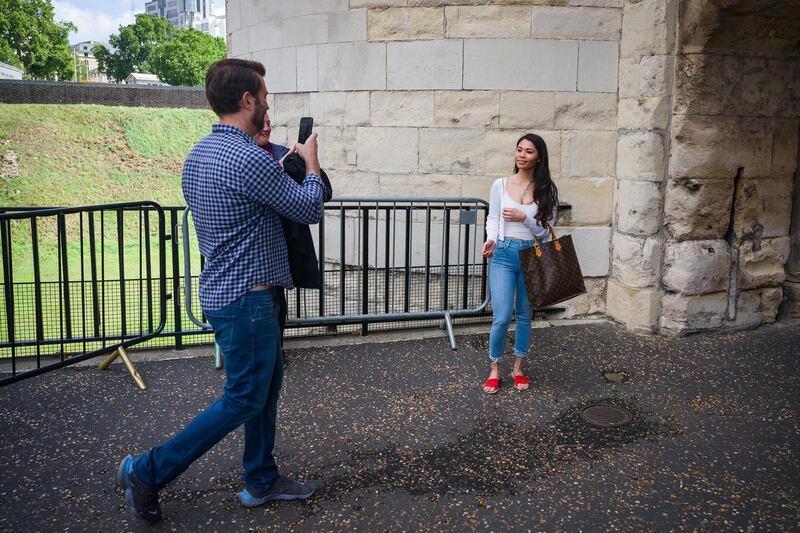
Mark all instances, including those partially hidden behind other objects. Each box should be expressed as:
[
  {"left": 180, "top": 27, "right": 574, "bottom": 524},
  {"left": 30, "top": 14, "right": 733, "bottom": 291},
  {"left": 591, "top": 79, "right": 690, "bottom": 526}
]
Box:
[{"left": 519, "top": 227, "right": 586, "bottom": 310}]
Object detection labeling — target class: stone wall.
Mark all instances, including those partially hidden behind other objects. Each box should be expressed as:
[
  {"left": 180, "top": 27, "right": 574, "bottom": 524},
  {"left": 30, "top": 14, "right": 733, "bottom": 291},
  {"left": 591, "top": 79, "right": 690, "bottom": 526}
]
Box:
[{"left": 228, "top": 0, "right": 623, "bottom": 316}]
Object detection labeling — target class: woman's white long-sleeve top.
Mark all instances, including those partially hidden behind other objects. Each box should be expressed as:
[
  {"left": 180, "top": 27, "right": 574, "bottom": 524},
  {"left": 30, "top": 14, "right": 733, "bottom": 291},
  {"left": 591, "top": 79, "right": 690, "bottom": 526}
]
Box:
[{"left": 485, "top": 177, "right": 556, "bottom": 242}]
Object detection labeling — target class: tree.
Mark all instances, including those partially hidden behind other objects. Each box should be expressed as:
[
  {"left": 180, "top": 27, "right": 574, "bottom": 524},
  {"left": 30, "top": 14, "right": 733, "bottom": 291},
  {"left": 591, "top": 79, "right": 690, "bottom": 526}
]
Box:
[
  {"left": 150, "top": 29, "right": 226, "bottom": 87},
  {"left": 0, "top": 0, "right": 76, "bottom": 80},
  {"left": 93, "top": 14, "right": 175, "bottom": 83}
]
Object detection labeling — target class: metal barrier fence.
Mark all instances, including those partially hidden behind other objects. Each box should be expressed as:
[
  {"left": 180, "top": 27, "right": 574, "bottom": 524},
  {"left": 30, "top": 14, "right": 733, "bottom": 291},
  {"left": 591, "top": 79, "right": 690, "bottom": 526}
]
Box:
[
  {"left": 0, "top": 202, "right": 168, "bottom": 387},
  {"left": 1, "top": 198, "right": 491, "bottom": 386},
  {"left": 182, "top": 197, "right": 491, "bottom": 353}
]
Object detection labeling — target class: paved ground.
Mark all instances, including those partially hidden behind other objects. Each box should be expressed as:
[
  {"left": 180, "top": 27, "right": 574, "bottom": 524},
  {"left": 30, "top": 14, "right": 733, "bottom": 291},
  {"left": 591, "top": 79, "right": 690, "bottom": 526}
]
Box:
[{"left": 0, "top": 321, "right": 798, "bottom": 532}]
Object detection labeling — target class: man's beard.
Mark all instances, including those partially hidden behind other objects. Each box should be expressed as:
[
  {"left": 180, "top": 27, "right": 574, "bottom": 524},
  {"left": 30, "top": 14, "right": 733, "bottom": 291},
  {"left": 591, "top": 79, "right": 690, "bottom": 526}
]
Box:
[{"left": 251, "top": 103, "right": 266, "bottom": 132}]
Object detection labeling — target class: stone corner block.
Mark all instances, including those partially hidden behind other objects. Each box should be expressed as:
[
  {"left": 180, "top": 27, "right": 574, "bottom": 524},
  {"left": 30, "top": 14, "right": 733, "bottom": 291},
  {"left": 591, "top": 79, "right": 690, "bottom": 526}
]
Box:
[
  {"left": 606, "top": 280, "right": 662, "bottom": 332},
  {"left": 663, "top": 240, "right": 731, "bottom": 296}
]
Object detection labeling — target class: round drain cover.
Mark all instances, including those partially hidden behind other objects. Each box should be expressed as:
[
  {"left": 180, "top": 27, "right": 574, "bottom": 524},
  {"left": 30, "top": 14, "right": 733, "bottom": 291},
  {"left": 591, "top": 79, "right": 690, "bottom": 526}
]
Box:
[{"left": 581, "top": 404, "right": 633, "bottom": 428}]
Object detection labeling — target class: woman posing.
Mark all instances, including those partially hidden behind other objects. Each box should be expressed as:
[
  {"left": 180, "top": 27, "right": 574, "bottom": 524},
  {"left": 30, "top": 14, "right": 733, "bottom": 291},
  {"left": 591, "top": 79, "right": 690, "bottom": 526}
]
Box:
[{"left": 481, "top": 133, "right": 558, "bottom": 394}]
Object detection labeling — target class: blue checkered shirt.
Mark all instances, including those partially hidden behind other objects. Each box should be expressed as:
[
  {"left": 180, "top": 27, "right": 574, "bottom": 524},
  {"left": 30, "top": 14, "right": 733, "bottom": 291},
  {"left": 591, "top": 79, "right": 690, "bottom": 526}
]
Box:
[{"left": 182, "top": 124, "right": 323, "bottom": 311}]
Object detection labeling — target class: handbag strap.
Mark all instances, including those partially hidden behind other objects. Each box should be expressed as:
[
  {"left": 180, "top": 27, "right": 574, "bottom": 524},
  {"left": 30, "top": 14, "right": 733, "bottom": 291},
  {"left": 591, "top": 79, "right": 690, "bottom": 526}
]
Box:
[{"left": 531, "top": 226, "right": 561, "bottom": 257}]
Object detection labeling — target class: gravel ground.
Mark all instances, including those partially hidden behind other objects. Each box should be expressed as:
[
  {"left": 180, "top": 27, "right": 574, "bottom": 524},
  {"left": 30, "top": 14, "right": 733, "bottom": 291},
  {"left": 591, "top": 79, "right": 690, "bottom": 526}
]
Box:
[{"left": 0, "top": 322, "right": 798, "bottom": 532}]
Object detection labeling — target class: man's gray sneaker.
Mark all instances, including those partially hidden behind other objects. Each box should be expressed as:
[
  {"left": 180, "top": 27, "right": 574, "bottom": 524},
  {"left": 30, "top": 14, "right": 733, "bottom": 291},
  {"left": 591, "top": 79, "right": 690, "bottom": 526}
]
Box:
[
  {"left": 239, "top": 475, "right": 314, "bottom": 507},
  {"left": 117, "top": 455, "right": 162, "bottom": 524}
]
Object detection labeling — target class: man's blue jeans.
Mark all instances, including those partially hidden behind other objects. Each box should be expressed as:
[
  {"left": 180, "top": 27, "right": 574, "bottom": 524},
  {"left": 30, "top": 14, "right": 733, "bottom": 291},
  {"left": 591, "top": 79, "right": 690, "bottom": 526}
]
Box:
[
  {"left": 131, "top": 289, "right": 283, "bottom": 492},
  {"left": 488, "top": 239, "right": 533, "bottom": 362}
]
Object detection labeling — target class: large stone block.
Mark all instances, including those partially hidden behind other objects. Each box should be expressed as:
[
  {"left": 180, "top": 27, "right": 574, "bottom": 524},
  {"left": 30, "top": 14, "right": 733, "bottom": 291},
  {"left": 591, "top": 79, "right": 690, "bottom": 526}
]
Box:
[
  {"left": 444, "top": 6, "right": 531, "bottom": 38},
  {"left": 761, "top": 287, "right": 783, "bottom": 323},
  {"left": 619, "top": 55, "right": 674, "bottom": 98},
  {"left": 734, "top": 178, "right": 793, "bottom": 239},
  {"left": 778, "top": 281, "right": 800, "bottom": 320},
  {"left": 620, "top": 0, "right": 676, "bottom": 57},
  {"left": 461, "top": 174, "right": 497, "bottom": 202},
  {"left": 266, "top": 0, "right": 351, "bottom": 19},
  {"left": 285, "top": 10, "right": 367, "bottom": 46},
  {"left": 554, "top": 92, "right": 617, "bottom": 130},
  {"left": 558, "top": 177, "right": 614, "bottom": 225},
  {"left": 615, "top": 180, "right": 662, "bottom": 236},
  {"left": 569, "top": 0, "right": 623, "bottom": 6},
  {"left": 499, "top": 91, "right": 556, "bottom": 129},
  {"left": 611, "top": 232, "right": 663, "bottom": 289},
  {"left": 659, "top": 291, "right": 728, "bottom": 334},
  {"left": 531, "top": 6, "right": 621, "bottom": 40},
  {"left": 371, "top": 91, "right": 435, "bottom": 127},
  {"left": 248, "top": 21, "right": 283, "bottom": 52},
  {"left": 561, "top": 277, "right": 606, "bottom": 316},
  {"left": 484, "top": 129, "right": 561, "bottom": 178},
  {"left": 435, "top": 91, "right": 500, "bottom": 128},
  {"left": 310, "top": 92, "right": 370, "bottom": 127},
  {"left": 771, "top": 119, "right": 799, "bottom": 179},
  {"left": 673, "top": 54, "right": 725, "bottom": 116},
  {"left": 562, "top": 130, "right": 616, "bottom": 179},
  {"left": 563, "top": 226, "right": 612, "bottom": 277},
  {"left": 668, "top": 115, "right": 773, "bottom": 180},
  {"left": 254, "top": 47, "right": 296, "bottom": 93},
  {"left": 663, "top": 178, "right": 734, "bottom": 241},
  {"left": 420, "top": 128, "right": 485, "bottom": 175},
  {"left": 577, "top": 41, "right": 619, "bottom": 93},
  {"left": 387, "top": 40, "right": 463, "bottom": 90},
  {"left": 351, "top": 0, "right": 406, "bottom": 6},
  {"left": 356, "top": 127, "right": 419, "bottom": 173},
  {"left": 272, "top": 93, "right": 312, "bottom": 126},
  {"left": 663, "top": 240, "right": 731, "bottom": 295},
  {"left": 409, "top": 0, "right": 487, "bottom": 5},
  {"left": 606, "top": 281, "right": 662, "bottom": 332},
  {"left": 315, "top": 126, "right": 358, "bottom": 169},
  {"left": 731, "top": 289, "right": 762, "bottom": 330},
  {"left": 464, "top": 39, "right": 578, "bottom": 91},
  {"left": 617, "top": 97, "right": 670, "bottom": 130},
  {"left": 296, "top": 45, "right": 318, "bottom": 92},
  {"left": 738, "top": 237, "right": 791, "bottom": 290},
  {"left": 380, "top": 173, "right": 463, "bottom": 197},
  {"left": 368, "top": 7, "right": 444, "bottom": 41},
  {"left": 327, "top": 169, "right": 381, "bottom": 197},
  {"left": 318, "top": 42, "right": 387, "bottom": 91}
]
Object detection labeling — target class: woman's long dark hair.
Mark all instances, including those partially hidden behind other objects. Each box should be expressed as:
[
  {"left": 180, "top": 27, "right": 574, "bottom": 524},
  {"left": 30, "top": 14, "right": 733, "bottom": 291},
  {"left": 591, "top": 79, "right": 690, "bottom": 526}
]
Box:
[{"left": 513, "top": 133, "right": 559, "bottom": 227}]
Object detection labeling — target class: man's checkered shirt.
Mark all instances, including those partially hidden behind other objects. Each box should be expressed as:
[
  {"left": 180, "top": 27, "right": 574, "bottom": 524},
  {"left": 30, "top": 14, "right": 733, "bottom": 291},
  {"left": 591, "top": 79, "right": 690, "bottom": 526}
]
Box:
[{"left": 182, "top": 124, "right": 323, "bottom": 311}]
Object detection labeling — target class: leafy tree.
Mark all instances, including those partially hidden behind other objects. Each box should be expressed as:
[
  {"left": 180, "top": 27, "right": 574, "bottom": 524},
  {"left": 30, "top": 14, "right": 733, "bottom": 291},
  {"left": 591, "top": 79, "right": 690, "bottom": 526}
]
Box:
[
  {"left": 0, "top": 0, "right": 76, "bottom": 80},
  {"left": 150, "top": 29, "right": 226, "bottom": 86},
  {"left": 93, "top": 14, "right": 175, "bottom": 83}
]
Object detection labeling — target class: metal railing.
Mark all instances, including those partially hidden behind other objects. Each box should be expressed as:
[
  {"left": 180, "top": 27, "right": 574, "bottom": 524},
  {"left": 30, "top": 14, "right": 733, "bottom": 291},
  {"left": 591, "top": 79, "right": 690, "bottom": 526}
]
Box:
[
  {"left": 183, "top": 197, "right": 491, "bottom": 352},
  {"left": 0, "top": 202, "right": 168, "bottom": 387}
]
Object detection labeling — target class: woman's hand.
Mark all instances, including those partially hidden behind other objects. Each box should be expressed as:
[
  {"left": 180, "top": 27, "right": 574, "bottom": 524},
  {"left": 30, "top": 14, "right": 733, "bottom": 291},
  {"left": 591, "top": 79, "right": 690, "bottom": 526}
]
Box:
[
  {"left": 482, "top": 240, "right": 496, "bottom": 258},
  {"left": 502, "top": 207, "right": 526, "bottom": 222}
]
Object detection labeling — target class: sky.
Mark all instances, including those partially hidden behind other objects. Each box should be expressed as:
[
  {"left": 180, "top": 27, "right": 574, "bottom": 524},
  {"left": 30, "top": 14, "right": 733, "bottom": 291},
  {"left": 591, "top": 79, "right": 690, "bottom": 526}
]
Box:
[{"left": 53, "top": 0, "right": 225, "bottom": 45}]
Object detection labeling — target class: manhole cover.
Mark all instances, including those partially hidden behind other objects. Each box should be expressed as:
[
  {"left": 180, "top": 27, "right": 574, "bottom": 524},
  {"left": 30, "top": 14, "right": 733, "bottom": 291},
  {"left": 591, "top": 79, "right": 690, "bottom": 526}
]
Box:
[{"left": 581, "top": 404, "right": 633, "bottom": 428}]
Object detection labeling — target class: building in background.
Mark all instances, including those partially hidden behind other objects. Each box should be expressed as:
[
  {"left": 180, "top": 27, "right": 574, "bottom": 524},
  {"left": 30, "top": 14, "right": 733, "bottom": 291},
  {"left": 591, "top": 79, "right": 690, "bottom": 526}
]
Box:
[
  {"left": 144, "top": 0, "right": 225, "bottom": 38},
  {"left": 125, "top": 72, "right": 168, "bottom": 86},
  {"left": 70, "top": 41, "right": 108, "bottom": 83},
  {"left": 0, "top": 62, "right": 23, "bottom": 80}
]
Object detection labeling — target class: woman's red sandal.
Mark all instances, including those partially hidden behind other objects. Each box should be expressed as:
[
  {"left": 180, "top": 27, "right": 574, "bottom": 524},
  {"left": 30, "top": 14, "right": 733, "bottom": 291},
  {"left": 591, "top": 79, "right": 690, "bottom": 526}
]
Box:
[
  {"left": 511, "top": 373, "right": 529, "bottom": 391},
  {"left": 483, "top": 377, "right": 500, "bottom": 395}
]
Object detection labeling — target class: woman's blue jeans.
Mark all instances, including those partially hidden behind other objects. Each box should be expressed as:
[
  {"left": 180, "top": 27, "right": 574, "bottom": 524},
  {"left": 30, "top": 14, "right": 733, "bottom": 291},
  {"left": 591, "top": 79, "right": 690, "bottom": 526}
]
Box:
[
  {"left": 131, "top": 289, "right": 283, "bottom": 492},
  {"left": 488, "top": 239, "right": 533, "bottom": 362}
]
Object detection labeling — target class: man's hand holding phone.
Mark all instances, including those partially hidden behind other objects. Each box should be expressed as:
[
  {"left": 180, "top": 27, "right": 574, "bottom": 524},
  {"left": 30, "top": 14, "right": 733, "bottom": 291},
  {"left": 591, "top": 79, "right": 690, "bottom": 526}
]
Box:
[{"left": 294, "top": 133, "right": 320, "bottom": 177}]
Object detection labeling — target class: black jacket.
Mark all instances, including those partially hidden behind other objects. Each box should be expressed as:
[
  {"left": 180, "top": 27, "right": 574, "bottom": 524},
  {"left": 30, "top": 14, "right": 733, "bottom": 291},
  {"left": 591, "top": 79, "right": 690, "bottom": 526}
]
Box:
[{"left": 281, "top": 153, "right": 332, "bottom": 289}]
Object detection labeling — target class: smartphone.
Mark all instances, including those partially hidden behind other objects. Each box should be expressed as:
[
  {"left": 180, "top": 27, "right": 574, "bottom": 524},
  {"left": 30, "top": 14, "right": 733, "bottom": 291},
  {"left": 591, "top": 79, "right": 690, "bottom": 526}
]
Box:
[{"left": 297, "top": 117, "right": 313, "bottom": 144}]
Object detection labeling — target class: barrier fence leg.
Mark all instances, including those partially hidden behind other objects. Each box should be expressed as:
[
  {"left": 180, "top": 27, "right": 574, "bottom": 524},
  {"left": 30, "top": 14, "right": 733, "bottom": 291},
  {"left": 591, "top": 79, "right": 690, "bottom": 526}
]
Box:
[
  {"left": 98, "top": 346, "right": 146, "bottom": 390},
  {"left": 443, "top": 311, "right": 457, "bottom": 351}
]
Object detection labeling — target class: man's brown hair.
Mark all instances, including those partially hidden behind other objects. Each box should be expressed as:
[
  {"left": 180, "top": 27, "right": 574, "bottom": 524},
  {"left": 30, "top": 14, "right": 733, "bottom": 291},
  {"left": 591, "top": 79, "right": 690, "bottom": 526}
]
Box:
[{"left": 205, "top": 59, "right": 266, "bottom": 116}]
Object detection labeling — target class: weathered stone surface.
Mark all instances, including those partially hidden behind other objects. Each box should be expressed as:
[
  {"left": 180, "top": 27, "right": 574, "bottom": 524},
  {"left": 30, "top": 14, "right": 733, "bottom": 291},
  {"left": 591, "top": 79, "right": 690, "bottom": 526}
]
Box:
[
  {"left": 561, "top": 277, "right": 606, "bottom": 316},
  {"left": 732, "top": 289, "right": 762, "bottom": 329},
  {"left": 531, "top": 6, "right": 621, "bottom": 40},
  {"left": 419, "top": 128, "right": 484, "bottom": 174},
  {"left": 248, "top": 21, "right": 283, "bottom": 52},
  {"left": 371, "top": 91, "right": 435, "bottom": 127},
  {"left": 673, "top": 53, "right": 726, "bottom": 116},
  {"left": 577, "top": 41, "right": 618, "bottom": 93},
  {"left": 310, "top": 92, "right": 370, "bottom": 127},
  {"left": 297, "top": 45, "right": 318, "bottom": 92},
  {"left": 464, "top": 39, "right": 578, "bottom": 91},
  {"left": 356, "top": 127, "right": 419, "bottom": 173},
  {"left": 387, "top": 40, "right": 463, "bottom": 90},
  {"left": 351, "top": 0, "right": 406, "bottom": 7},
  {"left": 668, "top": 115, "right": 773, "bottom": 180},
  {"left": 606, "top": 281, "right": 662, "bottom": 332},
  {"left": 499, "top": 91, "right": 556, "bottom": 129},
  {"left": 616, "top": 130, "right": 666, "bottom": 181},
  {"left": 272, "top": 93, "right": 312, "bottom": 126},
  {"left": 779, "top": 281, "right": 800, "bottom": 320},
  {"left": 484, "top": 129, "right": 561, "bottom": 179},
  {"left": 461, "top": 174, "right": 497, "bottom": 202},
  {"left": 562, "top": 226, "right": 612, "bottom": 277},
  {"left": 659, "top": 291, "right": 728, "bottom": 334},
  {"left": 318, "top": 42, "right": 386, "bottom": 91},
  {"left": 368, "top": 7, "right": 444, "bottom": 41},
  {"left": 561, "top": 130, "right": 616, "bottom": 178},
  {"left": 619, "top": 55, "right": 674, "bottom": 98},
  {"left": 434, "top": 91, "right": 500, "bottom": 128},
  {"left": 254, "top": 47, "right": 297, "bottom": 93},
  {"left": 620, "top": 0, "right": 676, "bottom": 57},
  {"left": 771, "top": 119, "right": 799, "bottom": 179},
  {"left": 734, "top": 178, "right": 793, "bottom": 240},
  {"left": 569, "top": 0, "right": 622, "bottom": 7},
  {"left": 615, "top": 180, "right": 662, "bottom": 236},
  {"left": 617, "top": 97, "right": 670, "bottom": 130},
  {"left": 557, "top": 177, "right": 614, "bottom": 226},
  {"left": 444, "top": 6, "right": 531, "bottom": 38},
  {"left": 380, "top": 173, "right": 462, "bottom": 197},
  {"left": 611, "top": 232, "right": 663, "bottom": 289},
  {"left": 285, "top": 10, "right": 367, "bottom": 46},
  {"left": 316, "top": 126, "right": 358, "bottom": 169},
  {"left": 738, "top": 237, "right": 791, "bottom": 290},
  {"left": 663, "top": 240, "right": 731, "bottom": 295},
  {"left": 409, "top": 0, "right": 488, "bottom": 5},
  {"left": 327, "top": 169, "right": 381, "bottom": 197},
  {"left": 266, "top": 0, "right": 353, "bottom": 19},
  {"left": 554, "top": 92, "right": 617, "bottom": 130},
  {"left": 663, "top": 178, "right": 734, "bottom": 241},
  {"left": 761, "top": 287, "right": 783, "bottom": 323}
]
